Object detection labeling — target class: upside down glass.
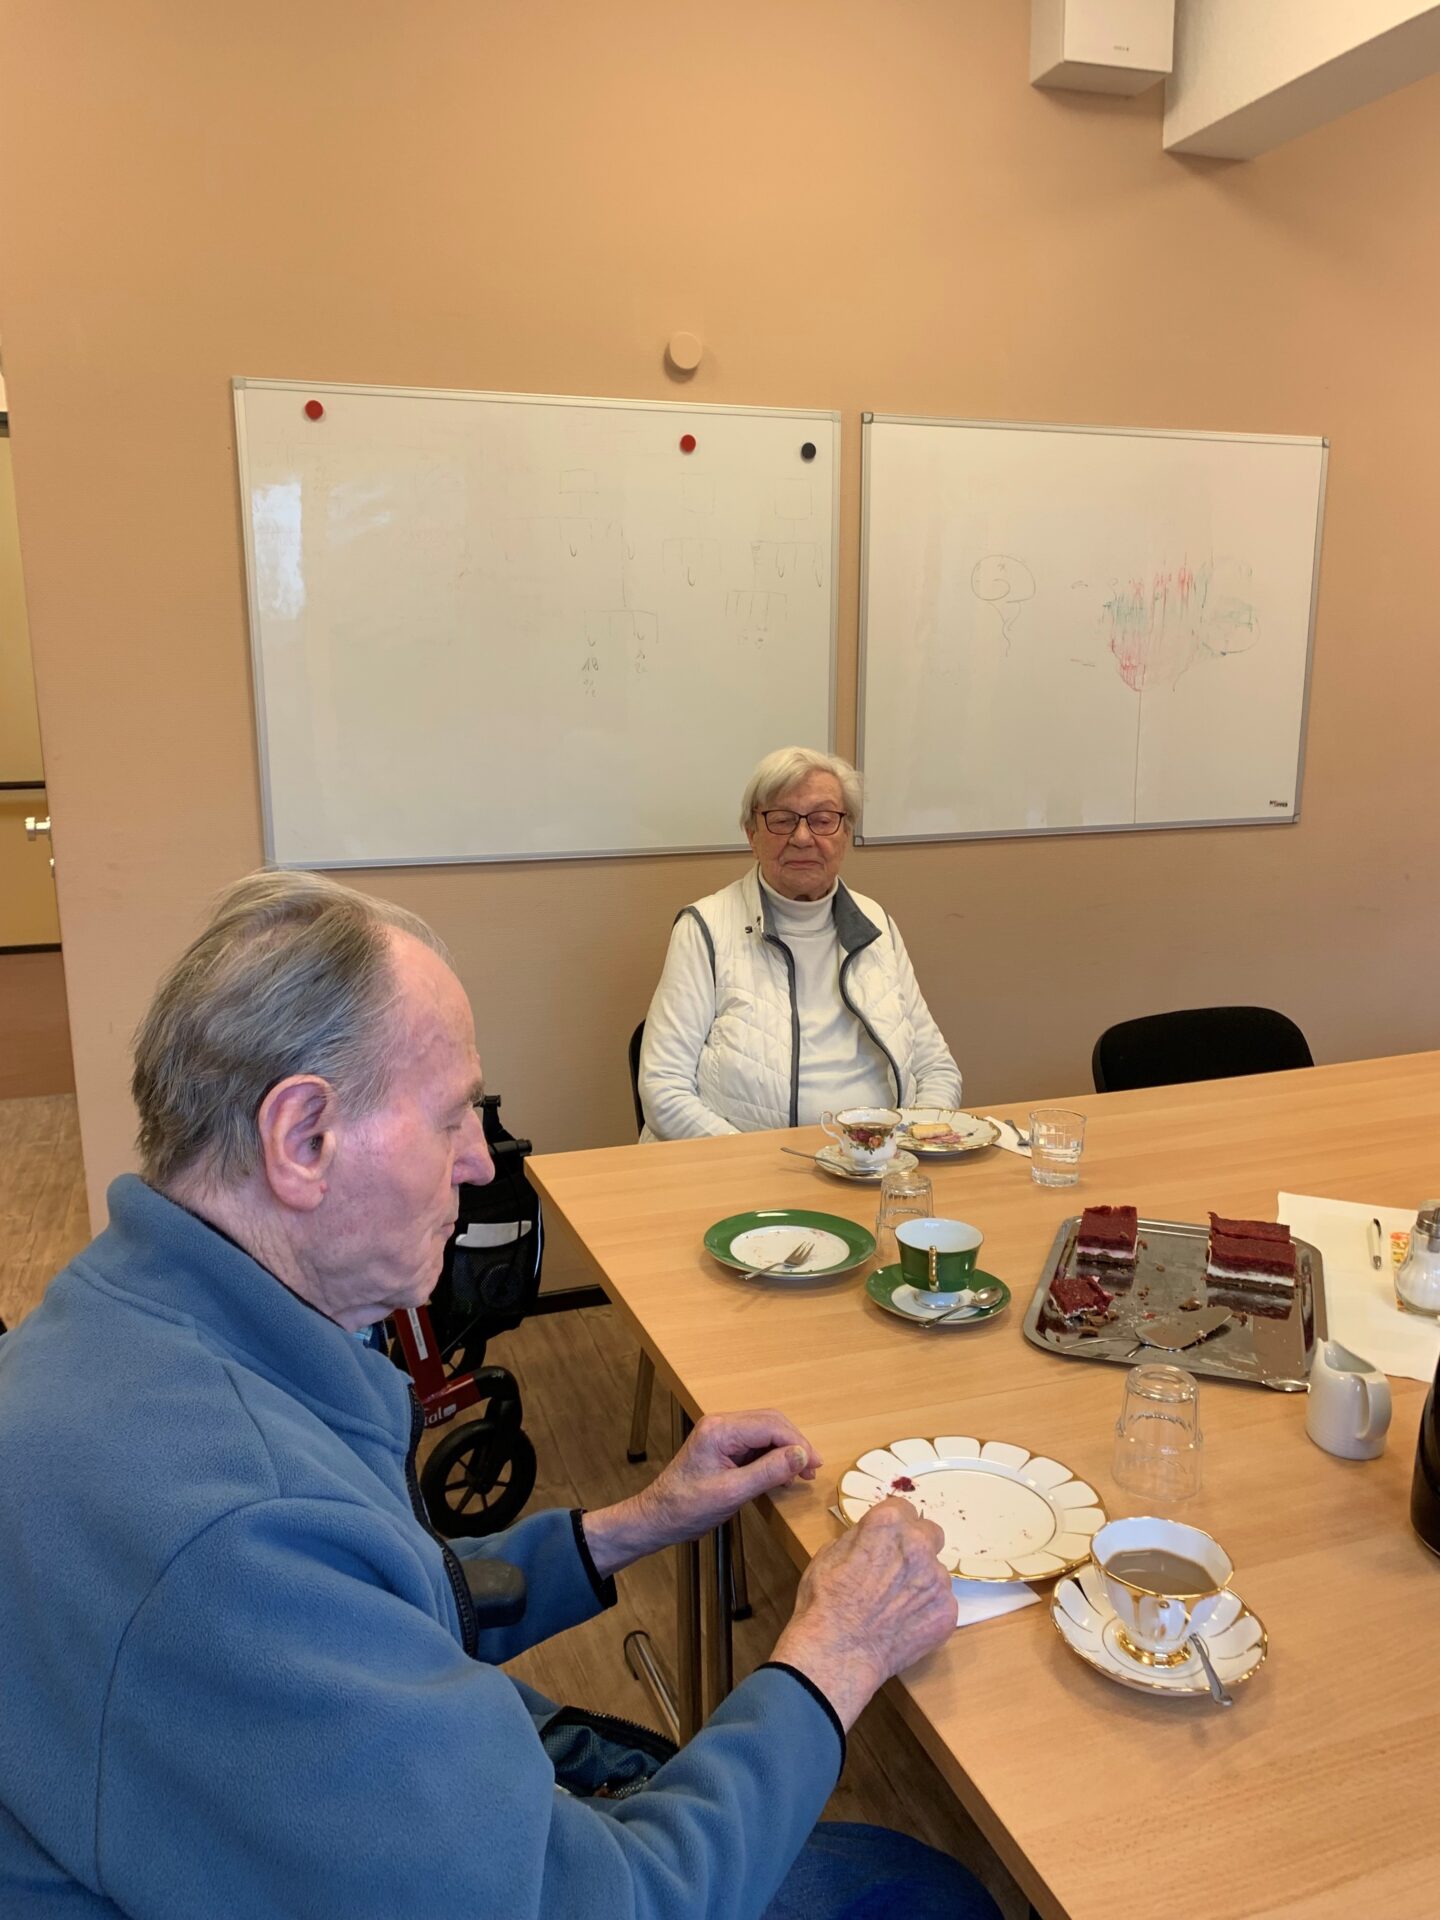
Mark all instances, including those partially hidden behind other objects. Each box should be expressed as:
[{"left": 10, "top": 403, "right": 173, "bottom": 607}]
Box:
[
  {"left": 874, "top": 1163, "right": 934, "bottom": 1269},
  {"left": 1113, "top": 1363, "right": 1204, "bottom": 1507},
  {"left": 1028, "top": 1108, "right": 1086, "bottom": 1187}
]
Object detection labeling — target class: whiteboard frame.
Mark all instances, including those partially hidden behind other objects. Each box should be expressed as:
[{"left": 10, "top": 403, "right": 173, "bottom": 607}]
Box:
[
  {"left": 233, "top": 377, "right": 842, "bottom": 868},
  {"left": 854, "top": 413, "right": 1328, "bottom": 847}
]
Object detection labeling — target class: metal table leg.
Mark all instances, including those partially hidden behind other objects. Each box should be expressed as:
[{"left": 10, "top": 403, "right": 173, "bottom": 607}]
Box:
[
  {"left": 671, "top": 1401, "right": 703, "bottom": 1741},
  {"left": 699, "top": 1510, "right": 734, "bottom": 1716}
]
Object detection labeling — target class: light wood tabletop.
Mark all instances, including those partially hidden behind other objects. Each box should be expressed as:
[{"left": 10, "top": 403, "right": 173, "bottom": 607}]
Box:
[{"left": 530, "top": 1054, "right": 1440, "bottom": 1920}]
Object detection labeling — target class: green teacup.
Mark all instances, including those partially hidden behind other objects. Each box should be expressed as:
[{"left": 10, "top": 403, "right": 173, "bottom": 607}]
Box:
[{"left": 896, "top": 1217, "right": 984, "bottom": 1295}]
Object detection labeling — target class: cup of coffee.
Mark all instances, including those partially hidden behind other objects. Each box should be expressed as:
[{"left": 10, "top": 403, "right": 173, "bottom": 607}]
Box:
[
  {"left": 1092, "top": 1515, "right": 1232, "bottom": 1667},
  {"left": 820, "top": 1105, "right": 903, "bottom": 1171},
  {"left": 895, "top": 1217, "right": 984, "bottom": 1297}
]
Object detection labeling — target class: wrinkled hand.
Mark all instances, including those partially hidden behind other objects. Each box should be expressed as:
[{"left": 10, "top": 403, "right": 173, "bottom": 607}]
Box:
[
  {"left": 583, "top": 1411, "right": 819, "bottom": 1577},
  {"left": 772, "top": 1498, "right": 956, "bottom": 1731}
]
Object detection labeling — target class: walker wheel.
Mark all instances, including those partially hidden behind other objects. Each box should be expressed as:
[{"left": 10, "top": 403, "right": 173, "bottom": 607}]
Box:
[{"left": 420, "top": 1420, "right": 537, "bottom": 1539}]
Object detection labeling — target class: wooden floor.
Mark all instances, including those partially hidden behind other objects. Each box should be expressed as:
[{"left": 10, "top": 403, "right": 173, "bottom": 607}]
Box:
[{"left": 0, "top": 1095, "right": 1024, "bottom": 1917}]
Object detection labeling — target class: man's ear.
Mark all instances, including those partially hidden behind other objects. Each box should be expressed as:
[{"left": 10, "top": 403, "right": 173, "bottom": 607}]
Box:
[{"left": 256, "top": 1075, "right": 341, "bottom": 1213}]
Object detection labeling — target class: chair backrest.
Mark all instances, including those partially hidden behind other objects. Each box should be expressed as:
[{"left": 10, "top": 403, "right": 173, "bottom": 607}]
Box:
[
  {"left": 628, "top": 1020, "right": 646, "bottom": 1138},
  {"left": 1091, "top": 1006, "right": 1314, "bottom": 1094}
]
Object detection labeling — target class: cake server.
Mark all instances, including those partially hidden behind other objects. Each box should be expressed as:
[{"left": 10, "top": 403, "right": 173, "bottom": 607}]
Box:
[{"left": 1136, "top": 1306, "right": 1232, "bottom": 1351}]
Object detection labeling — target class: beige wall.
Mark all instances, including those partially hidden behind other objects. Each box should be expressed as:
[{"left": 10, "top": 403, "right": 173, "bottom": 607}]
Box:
[{"left": 0, "top": 1, "right": 1437, "bottom": 1226}]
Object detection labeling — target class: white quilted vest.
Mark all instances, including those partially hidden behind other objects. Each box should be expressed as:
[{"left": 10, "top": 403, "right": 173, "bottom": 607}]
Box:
[{"left": 688, "top": 869, "right": 922, "bottom": 1132}]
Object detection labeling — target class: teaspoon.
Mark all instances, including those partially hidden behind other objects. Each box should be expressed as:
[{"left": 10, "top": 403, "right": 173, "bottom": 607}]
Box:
[{"left": 1191, "top": 1635, "right": 1234, "bottom": 1707}]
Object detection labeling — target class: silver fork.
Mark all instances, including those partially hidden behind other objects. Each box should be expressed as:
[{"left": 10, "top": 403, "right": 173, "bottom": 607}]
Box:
[{"left": 739, "top": 1236, "right": 817, "bottom": 1282}]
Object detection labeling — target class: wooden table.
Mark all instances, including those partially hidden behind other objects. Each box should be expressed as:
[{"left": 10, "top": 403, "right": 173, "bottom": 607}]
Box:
[{"left": 530, "top": 1055, "right": 1440, "bottom": 1920}]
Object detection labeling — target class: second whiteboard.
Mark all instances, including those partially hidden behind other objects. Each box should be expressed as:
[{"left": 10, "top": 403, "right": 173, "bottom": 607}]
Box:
[{"left": 857, "top": 416, "right": 1327, "bottom": 843}]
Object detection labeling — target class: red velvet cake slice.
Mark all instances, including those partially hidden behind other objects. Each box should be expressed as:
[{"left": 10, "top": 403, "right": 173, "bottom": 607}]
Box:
[
  {"left": 1208, "top": 1213, "right": 1290, "bottom": 1244},
  {"left": 1049, "top": 1271, "right": 1114, "bottom": 1319},
  {"left": 1206, "top": 1229, "right": 1297, "bottom": 1287},
  {"left": 1076, "top": 1204, "right": 1138, "bottom": 1264}
]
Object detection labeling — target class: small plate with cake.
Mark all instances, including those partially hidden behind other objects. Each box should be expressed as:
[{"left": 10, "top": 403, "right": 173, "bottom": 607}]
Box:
[{"left": 895, "top": 1109, "right": 1001, "bottom": 1158}]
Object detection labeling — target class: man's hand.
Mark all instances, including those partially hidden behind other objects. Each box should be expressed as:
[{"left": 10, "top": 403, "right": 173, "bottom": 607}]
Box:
[
  {"left": 770, "top": 1498, "right": 956, "bottom": 1730},
  {"left": 582, "top": 1411, "right": 819, "bottom": 1578}
]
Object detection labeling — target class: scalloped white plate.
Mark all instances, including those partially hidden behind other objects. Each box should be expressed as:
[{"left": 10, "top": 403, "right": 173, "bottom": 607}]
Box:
[
  {"left": 1051, "top": 1562, "right": 1268, "bottom": 1698},
  {"left": 838, "top": 1436, "right": 1105, "bottom": 1582}
]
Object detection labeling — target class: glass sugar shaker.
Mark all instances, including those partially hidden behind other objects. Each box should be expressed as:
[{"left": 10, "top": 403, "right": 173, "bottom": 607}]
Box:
[{"left": 1397, "top": 1200, "right": 1440, "bottom": 1319}]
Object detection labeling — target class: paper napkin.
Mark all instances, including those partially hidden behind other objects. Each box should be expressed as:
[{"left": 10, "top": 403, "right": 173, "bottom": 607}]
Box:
[
  {"left": 828, "top": 1506, "right": 1041, "bottom": 1627},
  {"left": 1278, "top": 1192, "right": 1439, "bottom": 1384},
  {"left": 986, "top": 1118, "right": 1032, "bottom": 1160}
]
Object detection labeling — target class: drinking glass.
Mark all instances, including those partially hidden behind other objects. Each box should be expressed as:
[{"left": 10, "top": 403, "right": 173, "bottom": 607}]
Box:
[
  {"left": 1112, "top": 1363, "right": 1203, "bottom": 1506},
  {"left": 875, "top": 1163, "right": 933, "bottom": 1269},
  {"left": 1028, "top": 1108, "right": 1086, "bottom": 1187}
]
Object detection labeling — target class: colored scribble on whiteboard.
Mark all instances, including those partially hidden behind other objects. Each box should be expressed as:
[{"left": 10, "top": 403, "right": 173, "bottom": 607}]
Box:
[{"left": 1101, "top": 558, "right": 1258, "bottom": 693}]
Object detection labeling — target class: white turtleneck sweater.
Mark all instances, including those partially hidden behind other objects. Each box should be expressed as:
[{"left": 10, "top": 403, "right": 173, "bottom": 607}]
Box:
[{"left": 758, "top": 875, "right": 895, "bottom": 1124}]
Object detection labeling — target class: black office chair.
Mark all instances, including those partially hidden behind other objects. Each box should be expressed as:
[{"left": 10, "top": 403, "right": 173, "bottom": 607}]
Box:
[
  {"left": 1091, "top": 1006, "right": 1314, "bottom": 1094},
  {"left": 627, "top": 1020, "right": 646, "bottom": 1136}
]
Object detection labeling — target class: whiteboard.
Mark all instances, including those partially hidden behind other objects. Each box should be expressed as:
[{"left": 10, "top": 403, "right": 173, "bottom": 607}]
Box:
[
  {"left": 234, "top": 379, "right": 839, "bottom": 866},
  {"left": 857, "top": 416, "right": 1327, "bottom": 843}
]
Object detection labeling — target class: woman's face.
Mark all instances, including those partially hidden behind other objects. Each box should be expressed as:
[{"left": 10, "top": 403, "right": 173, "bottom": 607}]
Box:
[{"left": 745, "top": 770, "right": 851, "bottom": 902}]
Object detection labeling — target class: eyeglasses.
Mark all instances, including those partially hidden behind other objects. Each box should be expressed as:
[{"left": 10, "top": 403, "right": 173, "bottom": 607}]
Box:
[{"left": 758, "top": 809, "right": 848, "bottom": 838}]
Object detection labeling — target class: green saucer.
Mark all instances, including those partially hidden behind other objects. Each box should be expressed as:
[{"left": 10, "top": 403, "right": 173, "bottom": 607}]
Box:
[{"left": 866, "top": 1264, "right": 1011, "bottom": 1326}]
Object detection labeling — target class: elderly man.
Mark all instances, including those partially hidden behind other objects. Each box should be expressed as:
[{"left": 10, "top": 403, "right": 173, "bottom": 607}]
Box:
[{"left": 0, "top": 871, "right": 997, "bottom": 1920}]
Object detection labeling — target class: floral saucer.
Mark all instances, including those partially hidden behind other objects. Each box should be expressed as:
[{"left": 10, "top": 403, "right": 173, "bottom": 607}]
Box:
[{"left": 1051, "top": 1561, "right": 1268, "bottom": 1698}]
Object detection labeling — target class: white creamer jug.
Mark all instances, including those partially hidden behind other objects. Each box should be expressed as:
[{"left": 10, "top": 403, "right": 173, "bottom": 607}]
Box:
[{"left": 1306, "top": 1339, "right": 1392, "bottom": 1460}]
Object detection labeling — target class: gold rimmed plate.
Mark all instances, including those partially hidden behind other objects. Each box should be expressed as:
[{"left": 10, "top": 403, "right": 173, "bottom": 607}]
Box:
[
  {"left": 838, "top": 1436, "right": 1104, "bottom": 1582},
  {"left": 896, "top": 1109, "right": 1001, "bottom": 1158},
  {"left": 1051, "top": 1562, "right": 1268, "bottom": 1698}
]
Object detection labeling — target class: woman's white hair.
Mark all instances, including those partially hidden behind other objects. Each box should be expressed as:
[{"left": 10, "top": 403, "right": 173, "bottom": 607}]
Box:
[{"left": 739, "top": 747, "right": 862, "bottom": 833}]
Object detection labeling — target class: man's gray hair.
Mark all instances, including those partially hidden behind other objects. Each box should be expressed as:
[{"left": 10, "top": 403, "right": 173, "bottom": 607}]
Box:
[
  {"left": 739, "top": 747, "right": 862, "bottom": 832},
  {"left": 132, "top": 869, "right": 450, "bottom": 1192}
]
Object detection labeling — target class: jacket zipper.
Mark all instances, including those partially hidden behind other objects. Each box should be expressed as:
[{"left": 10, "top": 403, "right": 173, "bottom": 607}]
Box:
[
  {"left": 405, "top": 1385, "right": 480, "bottom": 1658},
  {"left": 759, "top": 928, "right": 803, "bottom": 1127},
  {"left": 544, "top": 1704, "right": 678, "bottom": 1760},
  {"left": 838, "top": 947, "right": 904, "bottom": 1103}
]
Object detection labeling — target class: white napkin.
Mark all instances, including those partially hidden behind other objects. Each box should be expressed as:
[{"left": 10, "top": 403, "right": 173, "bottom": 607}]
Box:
[
  {"left": 828, "top": 1507, "right": 1041, "bottom": 1627},
  {"left": 985, "top": 1118, "right": 1032, "bottom": 1159},
  {"left": 950, "top": 1575, "right": 1041, "bottom": 1628},
  {"left": 1277, "top": 1192, "right": 1439, "bottom": 1384}
]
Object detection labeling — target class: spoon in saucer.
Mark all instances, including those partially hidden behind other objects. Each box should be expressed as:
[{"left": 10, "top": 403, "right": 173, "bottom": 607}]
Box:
[
  {"left": 918, "top": 1284, "right": 1005, "bottom": 1327},
  {"left": 1190, "top": 1635, "right": 1234, "bottom": 1708}
]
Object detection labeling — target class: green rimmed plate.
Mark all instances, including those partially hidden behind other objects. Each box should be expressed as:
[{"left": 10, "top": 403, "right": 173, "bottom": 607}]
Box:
[
  {"left": 703, "top": 1208, "right": 877, "bottom": 1278},
  {"left": 866, "top": 1264, "right": 1011, "bottom": 1326}
]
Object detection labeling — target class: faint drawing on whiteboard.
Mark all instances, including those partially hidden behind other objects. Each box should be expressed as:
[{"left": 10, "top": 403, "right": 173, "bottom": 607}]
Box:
[
  {"left": 969, "top": 554, "right": 1036, "bottom": 651},
  {"left": 726, "top": 589, "right": 787, "bottom": 649},
  {"left": 1098, "top": 557, "right": 1259, "bottom": 693},
  {"left": 752, "top": 540, "right": 825, "bottom": 588},
  {"left": 581, "top": 609, "right": 659, "bottom": 695},
  {"left": 662, "top": 537, "right": 721, "bottom": 588}
]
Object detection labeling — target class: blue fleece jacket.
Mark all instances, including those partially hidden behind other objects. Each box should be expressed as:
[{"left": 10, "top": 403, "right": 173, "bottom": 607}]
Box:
[{"left": 0, "top": 1177, "right": 843, "bottom": 1918}]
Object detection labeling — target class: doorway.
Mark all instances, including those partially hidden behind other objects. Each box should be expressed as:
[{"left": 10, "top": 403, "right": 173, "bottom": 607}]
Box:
[{"left": 0, "top": 398, "right": 75, "bottom": 1098}]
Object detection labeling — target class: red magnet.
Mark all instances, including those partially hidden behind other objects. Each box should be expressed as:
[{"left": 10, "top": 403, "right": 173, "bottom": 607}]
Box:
[
  {"left": 304, "top": 399, "right": 325, "bottom": 421},
  {"left": 679, "top": 433, "right": 696, "bottom": 453}
]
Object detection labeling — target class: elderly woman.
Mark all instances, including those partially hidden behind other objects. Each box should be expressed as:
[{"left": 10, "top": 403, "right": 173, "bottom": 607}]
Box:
[{"left": 639, "top": 747, "right": 962, "bottom": 1139}]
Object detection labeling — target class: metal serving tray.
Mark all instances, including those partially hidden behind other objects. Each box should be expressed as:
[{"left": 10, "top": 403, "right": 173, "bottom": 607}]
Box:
[{"left": 1022, "top": 1216, "right": 1326, "bottom": 1392}]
